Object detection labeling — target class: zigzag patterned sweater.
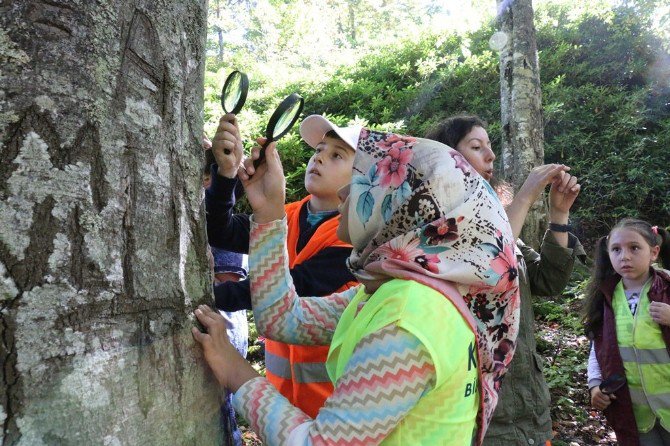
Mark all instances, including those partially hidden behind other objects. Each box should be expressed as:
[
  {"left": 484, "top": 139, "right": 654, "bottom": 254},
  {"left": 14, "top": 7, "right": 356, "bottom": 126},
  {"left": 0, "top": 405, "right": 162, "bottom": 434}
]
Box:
[{"left": 233, "top": 218, "right": 477, "bottom": 445}]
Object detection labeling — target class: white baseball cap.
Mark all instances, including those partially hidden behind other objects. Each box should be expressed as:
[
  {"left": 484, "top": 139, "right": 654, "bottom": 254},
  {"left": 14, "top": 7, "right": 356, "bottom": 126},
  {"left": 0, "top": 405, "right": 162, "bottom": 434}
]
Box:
[{"left": 299, "top": 115, "right": 362, "bottom": 151}]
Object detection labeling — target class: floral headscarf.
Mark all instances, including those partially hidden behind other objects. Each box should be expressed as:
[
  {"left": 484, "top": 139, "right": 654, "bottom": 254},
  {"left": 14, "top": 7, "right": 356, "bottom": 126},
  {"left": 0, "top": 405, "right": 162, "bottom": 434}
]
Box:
[{"left": 345, "top": 129, "right": 520, "bottom": 442}]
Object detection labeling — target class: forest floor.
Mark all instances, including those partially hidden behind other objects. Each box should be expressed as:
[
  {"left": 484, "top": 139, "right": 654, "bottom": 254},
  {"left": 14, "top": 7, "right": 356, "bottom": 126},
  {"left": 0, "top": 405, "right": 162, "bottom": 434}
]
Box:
[{"left": 238, "top": 267, "right": 619, "bottom": 445}]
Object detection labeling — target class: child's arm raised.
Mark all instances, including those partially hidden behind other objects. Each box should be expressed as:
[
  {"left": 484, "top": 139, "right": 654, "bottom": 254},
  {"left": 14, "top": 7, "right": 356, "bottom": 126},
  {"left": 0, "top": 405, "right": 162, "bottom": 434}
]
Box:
[
  {"left": 247, "top": 215, "right": 356, "bottom": 345},
  {"left": 206, "top": 114, "right": 252, "bottom": 251},
  {"left": 242, "top": 142, "right": 356, "bottom": 344}
]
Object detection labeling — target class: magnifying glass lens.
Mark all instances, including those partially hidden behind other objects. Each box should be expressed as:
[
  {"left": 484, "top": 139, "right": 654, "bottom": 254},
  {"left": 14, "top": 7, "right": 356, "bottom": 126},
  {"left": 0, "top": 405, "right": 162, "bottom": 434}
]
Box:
[
  {"left": 253, "top": 93, "right": 304, "bottom": 170},
  {"left": 221, "top": 71, "right": 248, "bottom": 114},
  {"left": 272, "top": 100, "right": 303, "bottom": 138}
]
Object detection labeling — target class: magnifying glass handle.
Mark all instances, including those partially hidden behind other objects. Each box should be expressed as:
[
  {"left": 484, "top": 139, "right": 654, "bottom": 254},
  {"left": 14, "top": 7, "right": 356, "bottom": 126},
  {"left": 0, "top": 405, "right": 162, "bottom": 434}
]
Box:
[
  {"left": 252, "top": 139, "right": 272, "bottom": 170},
  {"left": 220, "top": 114, "right": 239, "bottom": 155}
]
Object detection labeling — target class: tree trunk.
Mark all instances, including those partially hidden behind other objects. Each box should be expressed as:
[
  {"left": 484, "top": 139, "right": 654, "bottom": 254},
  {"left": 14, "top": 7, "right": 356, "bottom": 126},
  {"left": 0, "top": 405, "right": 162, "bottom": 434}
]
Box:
[
  {"left": 216, "top": 0, "right": 224, "bottom": 62},
  {"left": 496, "top": 0, "right": 546, "bottom": 248},
  {"left": 348, "top": 1, "right": 357, "bottom": 47},
  {"left": 0, "top": 2, "right": 221, "bottom": 444}
]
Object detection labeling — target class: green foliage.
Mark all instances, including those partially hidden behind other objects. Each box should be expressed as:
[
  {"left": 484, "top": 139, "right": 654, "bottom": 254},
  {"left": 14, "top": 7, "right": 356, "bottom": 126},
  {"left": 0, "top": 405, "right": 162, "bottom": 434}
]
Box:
[
  {"left": 534, "top": 264, "right": 593, "bottom": 428},
  {"left": 538, "top": 4, "right": 670, "bottom": 238},
  {"left": 205, "top": 0, "right": 670, "bottom": 244}
]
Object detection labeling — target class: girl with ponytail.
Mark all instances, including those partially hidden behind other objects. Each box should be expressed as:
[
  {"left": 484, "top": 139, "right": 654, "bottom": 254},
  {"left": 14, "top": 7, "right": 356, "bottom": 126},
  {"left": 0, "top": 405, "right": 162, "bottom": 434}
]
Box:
[{"left": 584, "top": 218, "right": 670, "bottom": 445}]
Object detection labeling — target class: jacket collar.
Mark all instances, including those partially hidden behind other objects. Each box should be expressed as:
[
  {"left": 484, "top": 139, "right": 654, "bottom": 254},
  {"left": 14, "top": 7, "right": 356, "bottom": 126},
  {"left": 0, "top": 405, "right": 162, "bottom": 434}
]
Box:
[{"left": 600, "top": 267, "right": 670, "bottom": 303}]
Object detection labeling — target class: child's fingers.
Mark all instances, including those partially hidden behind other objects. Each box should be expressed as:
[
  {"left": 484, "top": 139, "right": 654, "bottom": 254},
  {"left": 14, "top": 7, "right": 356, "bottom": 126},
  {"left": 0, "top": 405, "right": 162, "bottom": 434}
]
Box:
[
  {"left": 242, "top": 147, "right": 260, "bottom": 175},
  {"left": 191, "top": 326, "right": 208, "bottom": 344},
  {"left": 198, "top": 304, "right": 218, "bottom": 316},
  {"left": 202, "top": 136, "right": 212, "bottom": 150},
  {"left": 194, "top": 306, "right": 219, "bottom": 328},
  {"left": 237, "top": 164, "right": 250, "bottom": 181},
  {"left": 264, "top": 141, "right": 281, "bottom": 172},
  {"left": 219, "top": 113, "right": 237, "bottom": 126}
]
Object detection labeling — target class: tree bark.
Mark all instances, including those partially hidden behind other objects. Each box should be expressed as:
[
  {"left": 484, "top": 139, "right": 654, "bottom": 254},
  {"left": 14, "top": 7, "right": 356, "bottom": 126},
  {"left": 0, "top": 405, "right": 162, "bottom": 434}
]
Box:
[
  {"left": 497, "top": 0, "right": 546, "bottom": 248},
  {"left": 0, "top": 2, "right": 221, "bottom": 444}
]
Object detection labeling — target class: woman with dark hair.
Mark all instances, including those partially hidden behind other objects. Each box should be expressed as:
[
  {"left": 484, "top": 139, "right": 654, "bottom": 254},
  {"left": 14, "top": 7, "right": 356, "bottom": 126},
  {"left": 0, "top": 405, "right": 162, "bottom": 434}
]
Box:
[{"left": 426, "top": 115, "right": 585, "bottom": 446}]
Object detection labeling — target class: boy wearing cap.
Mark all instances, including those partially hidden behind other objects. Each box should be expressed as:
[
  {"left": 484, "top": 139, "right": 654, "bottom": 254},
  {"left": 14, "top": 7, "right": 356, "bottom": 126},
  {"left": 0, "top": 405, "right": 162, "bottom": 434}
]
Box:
[{"left": 205, "top": 113, "right": 359, "bottom": 417}]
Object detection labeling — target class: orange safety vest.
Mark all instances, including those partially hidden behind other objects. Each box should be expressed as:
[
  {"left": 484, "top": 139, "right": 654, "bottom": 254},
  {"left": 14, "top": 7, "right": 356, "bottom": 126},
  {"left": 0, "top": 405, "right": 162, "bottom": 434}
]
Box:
[{"left": 264, "top": 195, "right": 358, "bottom": 418}]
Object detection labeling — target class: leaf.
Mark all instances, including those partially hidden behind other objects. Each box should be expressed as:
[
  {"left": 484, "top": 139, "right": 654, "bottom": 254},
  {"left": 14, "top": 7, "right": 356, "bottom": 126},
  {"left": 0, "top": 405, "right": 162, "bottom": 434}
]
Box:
[
  {"left": 368, "top": 164, "right": 378, "bottom": 183},
  {"left": 480, "top": 242, "right": 501, "bottom": 256},
  {"left": 381, "top": 193, "right": 392, "bottom": 223},
  {"left": 356, "top": 190, "right": 375, "bottom": 226},
  {"left": 421, "top": 245, "right": 450, "bottom": 254},
  {"left": 393, "top": 181, "right": 412, "bottom": 206},
  {"left": 352, "top": 174, "right": 371, "bottom": 187}
]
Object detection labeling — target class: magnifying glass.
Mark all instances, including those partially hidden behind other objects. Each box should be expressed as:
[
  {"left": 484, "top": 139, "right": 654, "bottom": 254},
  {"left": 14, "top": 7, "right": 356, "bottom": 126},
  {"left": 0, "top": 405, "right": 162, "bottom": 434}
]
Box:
[
  {"left": 599, "top": 373, "right": 626, "bottom": 395},
  {"left": 220, "top": 70, "right": 249, "bottom": 115},
  {"left": 252, "top": 92, "right": 304, "bottom": 169}
]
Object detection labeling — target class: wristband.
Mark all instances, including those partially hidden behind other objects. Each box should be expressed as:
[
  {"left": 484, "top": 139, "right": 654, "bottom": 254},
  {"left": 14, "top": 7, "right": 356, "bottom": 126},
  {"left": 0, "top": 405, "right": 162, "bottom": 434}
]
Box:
[{"left": 549, "top": 222, "right": 572, "bottom": 233}]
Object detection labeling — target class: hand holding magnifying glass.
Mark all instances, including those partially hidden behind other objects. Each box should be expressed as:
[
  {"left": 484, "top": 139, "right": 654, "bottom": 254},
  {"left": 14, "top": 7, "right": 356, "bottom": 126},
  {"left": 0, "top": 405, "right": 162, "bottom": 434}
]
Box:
[{"left": 217, "top": 70, "right": 304, "bottom": 174}]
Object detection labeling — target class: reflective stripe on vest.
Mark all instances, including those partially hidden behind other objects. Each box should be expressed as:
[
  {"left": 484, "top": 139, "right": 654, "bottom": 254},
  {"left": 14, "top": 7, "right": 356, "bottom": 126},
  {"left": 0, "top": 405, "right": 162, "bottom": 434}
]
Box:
[
  {"left": 265, "top": 350, "right": 292, "bottom": 379},
  {"left": 265, "top": 350, "right": 332, "bottom": 383},
  {"left": 613, "top": 281, "right": 670, "bottom": 433}
]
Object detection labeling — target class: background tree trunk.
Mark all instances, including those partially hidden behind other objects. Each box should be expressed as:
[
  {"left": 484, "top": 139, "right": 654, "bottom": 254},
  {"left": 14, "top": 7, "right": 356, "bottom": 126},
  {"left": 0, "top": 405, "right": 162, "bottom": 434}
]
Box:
[
  {"left": 216, "top": 0, "right": 225, "bottom": 62},
  {"left": 0, "top": 2, "right": 221, "bottom": 444},
  {"left": 497, "top": 0, "right": 546, "bottom": 248}
]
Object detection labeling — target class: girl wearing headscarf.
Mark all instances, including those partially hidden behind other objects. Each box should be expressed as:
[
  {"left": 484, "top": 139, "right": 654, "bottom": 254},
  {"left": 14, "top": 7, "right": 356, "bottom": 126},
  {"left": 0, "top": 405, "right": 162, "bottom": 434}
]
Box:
[{"left": 193, "top": 128, "right": 521, "bottom": 445}]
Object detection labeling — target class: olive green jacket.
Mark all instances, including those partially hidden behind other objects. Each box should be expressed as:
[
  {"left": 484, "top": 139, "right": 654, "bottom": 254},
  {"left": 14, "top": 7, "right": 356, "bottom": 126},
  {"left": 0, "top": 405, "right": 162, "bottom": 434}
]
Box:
[{"left": 483, "top": 231, "right": 585, "bottom": 446}]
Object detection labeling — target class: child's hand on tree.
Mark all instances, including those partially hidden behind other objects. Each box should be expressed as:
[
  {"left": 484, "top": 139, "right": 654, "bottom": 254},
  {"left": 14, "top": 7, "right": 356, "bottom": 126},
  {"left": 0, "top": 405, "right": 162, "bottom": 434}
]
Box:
[
  {"left": 649, "top": 301, "right": 670, "bottom": 326},
  {"left": 590, "top": 386, "right": 616, "bottom": 411},
  {"left": 192, "top": 305, "right": 259, "bottom": 392},
  {"left": 212, "top": 114, "right": 245, "bottom": 179},
  {"left": 239, "top": 139, "right": 286, "bottom": 223}
]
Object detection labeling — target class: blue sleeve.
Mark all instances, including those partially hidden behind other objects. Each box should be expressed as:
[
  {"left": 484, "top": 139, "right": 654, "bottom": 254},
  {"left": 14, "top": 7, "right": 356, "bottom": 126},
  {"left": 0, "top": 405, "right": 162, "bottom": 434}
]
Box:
[
  {"left": 205, "top": 164, "right": 251, "bottom": 253},
  {"left": 214, "top": 246, "right": 355, "bottom": 312},
  {"left": 214, "top": 279, "right": 252, "bottom": 312}
]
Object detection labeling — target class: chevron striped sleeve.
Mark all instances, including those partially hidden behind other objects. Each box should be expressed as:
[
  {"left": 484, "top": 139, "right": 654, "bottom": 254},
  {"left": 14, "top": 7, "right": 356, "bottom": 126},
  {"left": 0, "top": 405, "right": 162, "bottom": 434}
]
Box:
[
  {"left": 249, "top": 216, "right": 359, "bottom": 345},
  {"left": 233, "top": 324, "right": 436, "bottom": 445}
]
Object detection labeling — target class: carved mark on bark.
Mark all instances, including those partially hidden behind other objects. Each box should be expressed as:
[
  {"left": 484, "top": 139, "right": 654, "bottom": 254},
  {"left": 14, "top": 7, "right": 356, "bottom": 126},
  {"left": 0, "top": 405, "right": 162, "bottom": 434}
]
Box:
[
  {"left": 0, "top": 300, "right": 22, "bottom": 446},
  {"left": 0, "top": 107, "right": 61, "bottom": 195},
  {"left": 115, "top": 10, "right": 166, "bottom": 117},
  {"left": 0, "top": 197, "right": 57, "bottom": 292},
  {"left": 70, "top": 123, "right": 108, "bottom": 212},
  {"left": 121, "top": 143, "right": 138, "bottom": 301},
  {"left": 68, "top": 205, "right": 106, "bottom": 293},
  {"left": 27, "top": 1, "right": 75, "bottom": 40}
]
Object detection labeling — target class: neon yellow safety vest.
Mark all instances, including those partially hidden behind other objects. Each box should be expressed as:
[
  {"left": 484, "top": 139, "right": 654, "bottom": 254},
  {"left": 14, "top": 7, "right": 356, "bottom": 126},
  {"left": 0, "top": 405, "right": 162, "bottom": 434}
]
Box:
[
  {"left": 326, "top": 279, "right": 479, "bottom": 445},
  {"left": 613, "top": 280, "right": 670, "bottom": 433}
]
